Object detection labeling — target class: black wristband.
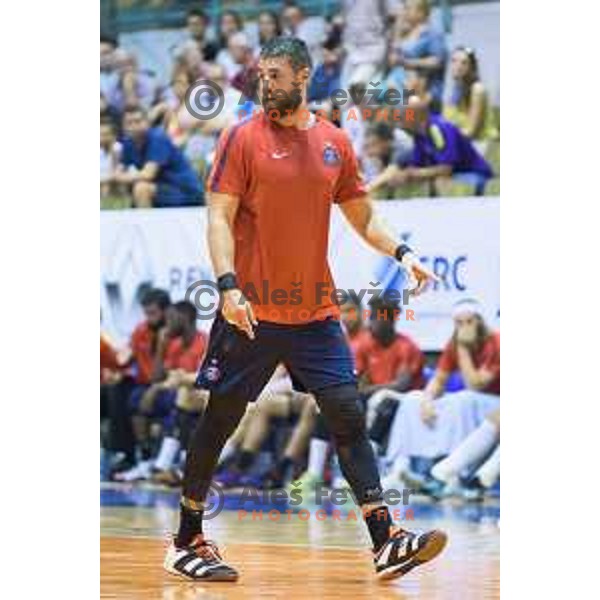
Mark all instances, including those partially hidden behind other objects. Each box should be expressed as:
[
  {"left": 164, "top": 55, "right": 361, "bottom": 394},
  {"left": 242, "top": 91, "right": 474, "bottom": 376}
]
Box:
[
  {"left": 394, "top": 244, "right": 413, "bottom": 262},
  {"left": 217, "top": 272, "right": 239, "bottom": 292}
]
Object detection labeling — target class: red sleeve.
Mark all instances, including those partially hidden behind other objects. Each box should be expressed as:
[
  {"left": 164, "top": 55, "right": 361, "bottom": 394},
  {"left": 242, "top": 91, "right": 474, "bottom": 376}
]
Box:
[
  {"left": 206, "top": 125, "right": 248, "bottom": 196},
  {"left": 437, "top": 340, "right": 457, "bottom": 373},
  {"left": 100, "top": 336, "right": 120, "bottom": 371},
  {"left": 480, "top": 333, "right": 500, "bottom": 377},
  {"left": 397, "top": 338, "right": 425, "bottom": 379},
  {"left": 334, "top": 131, "right": 367, "bottom": 204}
]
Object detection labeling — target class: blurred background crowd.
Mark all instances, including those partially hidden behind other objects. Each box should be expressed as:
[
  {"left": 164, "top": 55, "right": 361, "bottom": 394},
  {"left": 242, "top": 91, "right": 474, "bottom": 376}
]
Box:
[
  {"left": 101, "top": 288, "right": 500, "bottom": 503},
  {"left": 100, "top": 0, "right": 500, "bottom": 208}
]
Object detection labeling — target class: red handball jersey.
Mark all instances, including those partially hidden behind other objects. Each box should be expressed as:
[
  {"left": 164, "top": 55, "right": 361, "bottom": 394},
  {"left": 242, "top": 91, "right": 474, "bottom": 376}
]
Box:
[
  {"left": 207, "top": 112, "right": 367, "bottom": 324},
  {"left": 437, "top": 331, "right": 500, "bottom": 395},
  {"left": 100, "top": 334, "right": 121, "bottom": 383},
  {"left": 347, "top": 327, "right": 371, "bottom": 360},
  {"left": 353, "top": 331, "right": 425, "bottom": 390},
  {"left": 164, "top": 331, "right": 208, "bottom": 373},
  {"left": 130, "top": 322, "right": 158, "bottom": 385}
]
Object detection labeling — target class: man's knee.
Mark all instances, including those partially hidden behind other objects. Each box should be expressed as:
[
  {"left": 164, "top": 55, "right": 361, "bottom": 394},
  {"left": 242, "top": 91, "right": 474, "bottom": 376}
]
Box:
[
  {"left": 132, "top": 181, "right": 155, "bottom": 207},
  {"left": 314, "top": 384, "right": 366, "bottom": 446}
]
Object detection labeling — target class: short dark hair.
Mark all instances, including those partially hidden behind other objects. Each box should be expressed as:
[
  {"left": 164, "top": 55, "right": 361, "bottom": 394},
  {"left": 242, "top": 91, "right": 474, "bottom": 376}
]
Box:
[
  {"left": 100, "top": 117, "right": 116, "bottom": 132},
  {"left": 141, "top": 288, "right": 171, "bottom": 310},
  {"left": 221, "top": 9, "right": 243, "bottom": 30},
  {"left": 122, "top": 105, "right": 147, "bottom": 119},
  {"left": 173, "top": 300, "right": 197, "bottom": 324},
  {"left": 369, "top": 296, "right": 400, "bottom": 320},
  {"left": 187, "top": 6, "right": 209, "bottom": 23},
  {"left": 100, "top": 32, "right": 118, "bottom": 48},
  {"left": 260, "top": 36, "right": 312, "bottom": 72}
]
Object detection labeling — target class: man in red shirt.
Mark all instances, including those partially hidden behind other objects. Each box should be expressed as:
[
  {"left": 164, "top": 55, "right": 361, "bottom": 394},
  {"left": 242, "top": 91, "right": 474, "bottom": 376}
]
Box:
[
  {"left": 117, "top": 301, "right": 208, "bottom": 482},
  {"left": 383, "top": 298, "right": 500, "bottom": 491},
  {"left": 103, "top": 289, "right": 171, "bottom": 474},
  {"left": 355, "top": 299, "right": 425, "bottom": 394},
  {"left": 165, "top": 37, "right": 446, "bottom": 582}
]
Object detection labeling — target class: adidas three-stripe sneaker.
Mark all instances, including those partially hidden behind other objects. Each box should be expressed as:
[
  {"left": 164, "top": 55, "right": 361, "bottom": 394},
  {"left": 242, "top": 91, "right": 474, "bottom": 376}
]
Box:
[
  {"left": 374, "top": 527, "right": 448, "bottom": 581},
  {"left": 164, "top": 535, "right": 239, "bottom": 581}
]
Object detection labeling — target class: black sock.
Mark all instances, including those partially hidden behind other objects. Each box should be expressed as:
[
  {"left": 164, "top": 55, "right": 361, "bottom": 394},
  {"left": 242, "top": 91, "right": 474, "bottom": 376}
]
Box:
[
  {"left": 365, "top": 505, "right": 393, "bottom": 552},
  {"left": 139, "top": 441, "right": 153, "bottom": 461},
  {"left": 175, "top": 505, "right": 204, "bottom": 547},
  {"left": 235, "top": 449, "right": 256, "bottom": 472}
]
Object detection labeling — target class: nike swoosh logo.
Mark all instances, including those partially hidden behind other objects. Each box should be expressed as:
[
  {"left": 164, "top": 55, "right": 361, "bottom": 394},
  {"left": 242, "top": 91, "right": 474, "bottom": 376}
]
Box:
[{"left": 272, "top": 151, "right": 289, "bottom": 159}]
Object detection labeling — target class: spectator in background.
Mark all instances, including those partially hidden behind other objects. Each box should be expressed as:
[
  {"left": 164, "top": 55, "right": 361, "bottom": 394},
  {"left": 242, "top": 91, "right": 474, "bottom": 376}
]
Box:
[
  {"left": 394, "top": 0, "right": 447, "bottom": 112},
  {"left": 340, "top": 0, "right": 389, "bottom": 90},
  {"left": 100, "top": 33, "right": 119, "bottom": 97},
  {"left": 185, "top": 6, "right": 219, "bottom": 62},
  {"left": 282, "top": 2, "right": 325, "bottom": 63},
  {"left": 106, "top": 50, "right": 157, "bottom": 113},
  {"left": 115, "top": 107, "right": 203, "bottom": 208},
  {"left": 361, "top": 123, "right": 413, "bottom": 191},
  {"left": 308, "top": 37, "right": 342, "bottom": 104},
  {"left": 100, "top": 92, "right": 121, "bottom": 136},
  {"left": 117, "top": 300, "right": 209, "bottom": 483},
  {"left": 341, "top": 81, "right": 371, "bottom": 158},
  {"left": 100, "top": 119, "right": 122, "bottom": 200},
  {"left": 102, "top": 289, "right": 172, "bottom": 474},
  {"left": 257, "top": 10, "right": 282, "bottom": 48},
  {"left": 382, "top": 299, "right": 500, "bottom": 491},
  {"left": 404, "top": 68, "right": 433, "bottom": 109},
  {"left": 228, "top": 33, "right": 258, "bottom": 98},
  {"left": 368, "top": 96, "right": 493, "bottom": 196},
  {"left": 355, "top": 299, "right": 425, "bottom": 459},
  {"left": 218, "top": 9, "right": 244, "bottom": 48},
  {"left": 216, "top": 10, "right": 245, "bottom": 79},
  {"left": 443, "top": 46, "right": 498, "bottom": 149},
  {"left": 355, "top": 299, "right": 425, "bottom": 396}
]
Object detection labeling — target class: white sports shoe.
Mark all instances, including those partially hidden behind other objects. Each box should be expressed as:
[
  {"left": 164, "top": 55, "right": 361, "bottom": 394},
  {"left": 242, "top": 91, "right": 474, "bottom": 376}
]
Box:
[
  {"left": 113, "top": 460, "right": 153, "bottom": 482},
  {"left": 164, "top": 535, "right": 239, "bottom": 581}
]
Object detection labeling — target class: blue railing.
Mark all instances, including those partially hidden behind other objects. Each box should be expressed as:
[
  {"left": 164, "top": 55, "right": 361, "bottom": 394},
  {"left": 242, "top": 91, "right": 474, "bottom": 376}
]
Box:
[{"left": 101, "top": 1, "right": 342, "bottom": 34}]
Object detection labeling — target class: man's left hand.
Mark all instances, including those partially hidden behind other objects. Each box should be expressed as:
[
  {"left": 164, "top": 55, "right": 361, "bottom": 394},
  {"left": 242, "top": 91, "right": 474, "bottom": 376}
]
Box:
[{"left": 401, "top": 252, "right": 440, "bottom": 296}]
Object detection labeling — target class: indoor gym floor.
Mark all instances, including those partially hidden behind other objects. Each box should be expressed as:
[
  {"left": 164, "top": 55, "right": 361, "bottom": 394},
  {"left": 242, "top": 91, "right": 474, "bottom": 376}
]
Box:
[{"left": 101, "top": 483, "right": 499, "bottom": 599}]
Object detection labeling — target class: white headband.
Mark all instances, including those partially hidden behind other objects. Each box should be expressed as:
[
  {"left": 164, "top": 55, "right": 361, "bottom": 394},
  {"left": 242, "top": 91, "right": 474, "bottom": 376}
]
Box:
[{"left": 452, "top": 299, "right": 483, "bottom": 319}]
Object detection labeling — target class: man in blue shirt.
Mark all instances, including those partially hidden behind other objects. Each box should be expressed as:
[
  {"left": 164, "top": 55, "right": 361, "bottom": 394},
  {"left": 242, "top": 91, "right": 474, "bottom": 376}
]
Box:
[
  {"left": 367, "top": 106, "right": 493, "bottom": 196},
  {"left": 115, "top": 107, "right": 203, "bottom": 208}
]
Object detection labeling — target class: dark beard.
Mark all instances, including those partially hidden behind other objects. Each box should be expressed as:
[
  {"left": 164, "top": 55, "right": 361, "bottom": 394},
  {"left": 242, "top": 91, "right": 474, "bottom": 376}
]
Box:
[{"left": 262, "top": 88, "right": 303, "bottom": 118}]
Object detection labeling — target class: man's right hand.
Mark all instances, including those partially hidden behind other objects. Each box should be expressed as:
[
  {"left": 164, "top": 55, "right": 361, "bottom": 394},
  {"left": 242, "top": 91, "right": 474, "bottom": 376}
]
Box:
[
  {"left": 419, "top": 395, "right": 438, "bottom": 427},
  {"left": 221, "top": 289, "right": 257, "bottom": 339}
]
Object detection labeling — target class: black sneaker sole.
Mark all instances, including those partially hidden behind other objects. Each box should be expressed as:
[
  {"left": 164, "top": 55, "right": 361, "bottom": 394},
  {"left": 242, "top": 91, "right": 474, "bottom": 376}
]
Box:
[{"left": 377, "top": 530, "right": 448, "bottom": 582}]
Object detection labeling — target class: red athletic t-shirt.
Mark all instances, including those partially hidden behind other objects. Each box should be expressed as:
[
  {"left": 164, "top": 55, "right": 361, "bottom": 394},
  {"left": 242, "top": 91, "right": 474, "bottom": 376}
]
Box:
[
  {"left": 347, "top": 327, "right": 371, "bottom": 360},
  {"left": 130, "top": 322, "right": 157, "bottom": 385},
  {"left": 164, "top": 331, "right": 208, "bottom": 373},
  {"left": 100, "top": 334, "right": 121, "bottom": 383},
  {"left": 353, "top": 331, "right": 425, "bottom": 389},
  {"left": 437, "top": 331, "right": 500, "bottom": 395},
  {"left": 207, "top": 112, "right": 366, "bottom": 324}
]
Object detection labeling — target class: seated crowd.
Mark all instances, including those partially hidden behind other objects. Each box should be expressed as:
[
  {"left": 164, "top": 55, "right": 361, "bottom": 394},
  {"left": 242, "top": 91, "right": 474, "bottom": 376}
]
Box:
[
  {"left": 100, "top": 0, "right": 500, "bottom": 208},
  {"left": 101, "top": 288, "right": 500, "bottom": 502}
]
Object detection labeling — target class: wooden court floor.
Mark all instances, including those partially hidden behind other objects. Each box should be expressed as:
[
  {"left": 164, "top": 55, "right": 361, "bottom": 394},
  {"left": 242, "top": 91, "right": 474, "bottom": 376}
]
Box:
[{"left": 101, "top": 497, "right": 499, "bottom": 599}]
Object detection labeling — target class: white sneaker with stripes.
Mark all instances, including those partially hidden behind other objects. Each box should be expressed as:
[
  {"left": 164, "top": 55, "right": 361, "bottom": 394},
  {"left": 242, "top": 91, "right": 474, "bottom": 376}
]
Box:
[
  {"left": 374, "top": 527, "right": 448, "bottom": 580},
  {"left": 164, "top": 535, "right": 239, "bottom": 581}
]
